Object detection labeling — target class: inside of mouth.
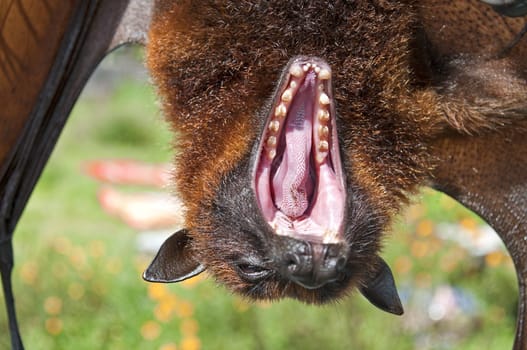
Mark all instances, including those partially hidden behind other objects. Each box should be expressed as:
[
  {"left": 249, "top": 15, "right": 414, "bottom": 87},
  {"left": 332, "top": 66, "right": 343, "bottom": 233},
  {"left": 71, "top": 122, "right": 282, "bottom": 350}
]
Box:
[{"left": 254, "top": 61, "right": 345, "bottom": 244}]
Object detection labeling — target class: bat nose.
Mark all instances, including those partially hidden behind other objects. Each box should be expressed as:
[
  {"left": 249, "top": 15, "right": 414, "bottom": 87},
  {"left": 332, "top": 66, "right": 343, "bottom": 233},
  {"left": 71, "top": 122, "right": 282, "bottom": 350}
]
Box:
[{"left": 283, "top": 242, "right": 348, "bottom": 289}]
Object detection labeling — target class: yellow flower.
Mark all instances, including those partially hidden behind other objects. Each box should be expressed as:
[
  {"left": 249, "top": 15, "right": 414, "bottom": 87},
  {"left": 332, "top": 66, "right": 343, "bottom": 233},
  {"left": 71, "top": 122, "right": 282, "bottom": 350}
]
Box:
[
  {"left": 44, "top": 296, "right": 63, "bottom": 315},
  {"left": 416, "top": 219, "right": 433, "bottom": 237},
  {"left": 485, "top": 251, "right": 504, "bottom": 268},
  {"left": 68, "top": 283, "right": 85, "bottom": 300},
  {"left": 20, "top": 261, "right": 38, "bottom": 286},
  {"left": 89, "top": 240, "right": 106, "bottom": 258},
  {"left": 180, "top": 319, "right": 199, "bottom": 336},
  {"left": 175, "top": 301, "right": 194, "bottom": 318},
  {"left": 141, "top": 320, "right": 161, "bottom": 340},
  {"left": 394, "top": 256, "right": 412, "bottom": 275},
  {"left": 155, "top": 298, "right": 177, "bottom": 323},
  {"left": 45, "top": 317, "right": 63, "bottom": 336},
  {"left": 181, "top": 273, "right": 205, "bottom": 288},
  {"left": 160, "top": 343, "right": 178, "bottom": 350},
  {"left": 148, "top": 283, "right": 170, "bottom": 301},
  {"left": 181, "top": 336, "right": 201, "bottom": 350}
]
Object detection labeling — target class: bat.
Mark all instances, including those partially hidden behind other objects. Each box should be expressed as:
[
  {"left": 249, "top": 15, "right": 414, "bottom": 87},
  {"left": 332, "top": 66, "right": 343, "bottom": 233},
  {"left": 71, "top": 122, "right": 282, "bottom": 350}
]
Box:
[
  {"left": 1, "top": 0, "right": 526, "bottom": 349},
  {"left": 143, "top": 0, "right": 527, "bottom": 327}
]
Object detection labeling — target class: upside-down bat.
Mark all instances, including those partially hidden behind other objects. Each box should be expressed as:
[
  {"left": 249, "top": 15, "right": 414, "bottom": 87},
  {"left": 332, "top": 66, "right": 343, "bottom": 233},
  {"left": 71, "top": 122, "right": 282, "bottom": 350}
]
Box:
[
  {"left": 1, "top": 0, "right": 526, "bottom": 349},
  {"left": 142, "top": 0, "right": 527, "bottom": 319}
]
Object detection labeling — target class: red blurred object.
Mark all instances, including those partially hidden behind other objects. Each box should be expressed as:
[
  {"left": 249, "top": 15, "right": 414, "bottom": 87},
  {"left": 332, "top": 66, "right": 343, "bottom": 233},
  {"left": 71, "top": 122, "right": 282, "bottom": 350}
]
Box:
[
  {"left": 97, "top": 187, "right": 184, "bottom": 230},
  {"left": 84, "top": 160, "right": 171, "bottom": 188},
  {"left": 83, "top": 160, "right": 183, "bottom": 230}
]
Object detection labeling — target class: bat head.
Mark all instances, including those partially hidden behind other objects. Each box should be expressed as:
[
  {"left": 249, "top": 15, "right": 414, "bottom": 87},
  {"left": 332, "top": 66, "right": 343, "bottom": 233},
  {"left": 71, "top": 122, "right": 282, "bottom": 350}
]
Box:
[{"left": 143, "top": 1, "right": 435, "bottom": 315}]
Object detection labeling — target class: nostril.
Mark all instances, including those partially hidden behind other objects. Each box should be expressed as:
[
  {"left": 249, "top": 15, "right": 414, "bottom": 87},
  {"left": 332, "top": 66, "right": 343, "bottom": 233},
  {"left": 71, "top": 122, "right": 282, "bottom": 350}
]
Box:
[
  {"left": 281, "top": 240, "right": 348, "bottom": 289},
  {"left": 336, "top": 256, "right": 347, "bottom": 272},
  {"left": 285, "top": 253, "right": 301, "bottom": 273}
]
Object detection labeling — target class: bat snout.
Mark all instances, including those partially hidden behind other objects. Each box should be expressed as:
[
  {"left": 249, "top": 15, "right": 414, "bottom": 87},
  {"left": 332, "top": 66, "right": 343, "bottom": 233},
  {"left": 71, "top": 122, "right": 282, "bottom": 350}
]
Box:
[{"left": 281, "top": 241, "right": 348, "bottom": 289}]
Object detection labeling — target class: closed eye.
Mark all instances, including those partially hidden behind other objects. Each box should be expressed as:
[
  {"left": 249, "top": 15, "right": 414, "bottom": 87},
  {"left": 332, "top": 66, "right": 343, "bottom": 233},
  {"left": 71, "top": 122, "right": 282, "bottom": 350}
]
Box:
[{"left": 236, "top": 263, "right": 271, "bottom": 282}]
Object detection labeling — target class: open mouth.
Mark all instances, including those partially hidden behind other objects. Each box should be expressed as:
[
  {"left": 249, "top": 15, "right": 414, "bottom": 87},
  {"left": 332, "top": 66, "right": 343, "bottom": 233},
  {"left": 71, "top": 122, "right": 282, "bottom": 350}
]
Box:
[{"left": 253, "top": 57, "right": 346, "bottom": 244}]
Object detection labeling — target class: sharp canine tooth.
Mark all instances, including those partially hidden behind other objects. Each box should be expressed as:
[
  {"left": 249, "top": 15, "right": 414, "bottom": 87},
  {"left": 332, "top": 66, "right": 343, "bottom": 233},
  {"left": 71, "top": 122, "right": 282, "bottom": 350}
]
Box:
[
  {"left": 290, "top": 64, "right": 303, "bottom": 78},
  {"left": 275, "top": 104, "right": 287, "bottom": 117},
  {"left": 302, "top": 64, "right": 310, "bottom": 72},
  {"left": 281, "top": 89, "right": 292, "bottom": 102},
  {"left": 319, "top": 69, "right": 331, "bottom": 80},
  {"left": 267, "top": 136, "right": 277, "bottom": 147},
  {"left": 268, "top": 120, "right": 280, "bottom": 132},
  {"left": 319, "top": 140, "right": 329, "bottom": 152},
  {"left": 319, "top": 93, "right": 330, "bottom": 105},
  {"left": 318, "top": 109, "right": 330, "bottom": 122}
]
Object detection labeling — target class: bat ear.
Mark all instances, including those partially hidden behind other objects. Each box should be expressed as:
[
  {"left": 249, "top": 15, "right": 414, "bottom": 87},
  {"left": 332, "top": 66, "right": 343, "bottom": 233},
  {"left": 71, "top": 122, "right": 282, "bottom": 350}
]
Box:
[
  {"left": 359, "top": 257, "right": 404, "bottom": 315},
  {"left": 143, "top": 229, "right": 205, "bottom": 283}
]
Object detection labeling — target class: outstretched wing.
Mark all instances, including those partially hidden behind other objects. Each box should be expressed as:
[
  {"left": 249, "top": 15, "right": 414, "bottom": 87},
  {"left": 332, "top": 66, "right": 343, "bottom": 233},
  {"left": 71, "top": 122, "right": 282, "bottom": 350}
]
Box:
[{"left": 0, "top": 1, "right": 153, "bottom": 348}]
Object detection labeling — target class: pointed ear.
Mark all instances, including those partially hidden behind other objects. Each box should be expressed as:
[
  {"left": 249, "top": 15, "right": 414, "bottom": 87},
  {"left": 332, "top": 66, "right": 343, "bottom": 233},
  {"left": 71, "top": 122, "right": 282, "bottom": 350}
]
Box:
[
  {"left": 359, "top": 257, "right": 404, "bottom": 315},
  {"left": 143, "top": 229, "right": 205, "bottom": 283}
]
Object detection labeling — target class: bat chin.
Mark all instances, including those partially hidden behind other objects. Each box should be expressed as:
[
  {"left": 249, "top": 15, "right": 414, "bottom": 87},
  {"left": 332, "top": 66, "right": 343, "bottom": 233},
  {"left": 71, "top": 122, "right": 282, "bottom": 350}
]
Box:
[{"left": 253, "top": 56, "right": 347, "bottom": 246}]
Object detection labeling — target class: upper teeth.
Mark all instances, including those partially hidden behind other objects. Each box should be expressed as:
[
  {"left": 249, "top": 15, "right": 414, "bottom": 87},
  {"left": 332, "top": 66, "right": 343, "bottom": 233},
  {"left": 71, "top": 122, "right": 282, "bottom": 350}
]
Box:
[
  {"left": 281, "top": 89, "right": 293, "bottom": 102},
  {"left": 290, "top": 64, "right": 303, "bottom": 78},
  {"left": 263, "top": 61, "right": 334, "bottom": 165},
  {"left": 319, "top": 125, "right": 329, "bottom": 138},
  {"left": 319, "top": 69, "right": 331, "bottom": 80},
  {"left": 269, "top": 120, "right": 280, "bottom": 132},
  {"left": 318, "top": 109, "right": 330, "bottom": 122},
  {"left": 275, "top": 104, "right": 287, "bottom": 118},
  {"left": 319, "top": 93, "right": 330, "bottom": 105},
  {"left": 267, "top": 136, "right": 277, "bottom": 147}
]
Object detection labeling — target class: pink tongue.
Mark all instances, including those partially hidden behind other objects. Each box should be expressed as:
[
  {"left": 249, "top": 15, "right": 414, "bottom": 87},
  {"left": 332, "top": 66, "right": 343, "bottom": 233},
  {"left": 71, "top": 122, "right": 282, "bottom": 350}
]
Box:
[{"left": 272, "top": 72, "right": 316, "bottom": 218}]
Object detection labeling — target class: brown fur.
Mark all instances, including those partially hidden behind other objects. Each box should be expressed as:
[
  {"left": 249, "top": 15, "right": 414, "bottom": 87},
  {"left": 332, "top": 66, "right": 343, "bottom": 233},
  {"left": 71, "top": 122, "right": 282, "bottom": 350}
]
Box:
[{"left": 146, "top": 0, "right": 527, "bottom": 302}]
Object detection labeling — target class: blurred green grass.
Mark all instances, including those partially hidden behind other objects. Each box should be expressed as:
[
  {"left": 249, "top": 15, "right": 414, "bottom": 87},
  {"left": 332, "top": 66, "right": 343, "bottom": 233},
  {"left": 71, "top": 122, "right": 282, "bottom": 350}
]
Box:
[{"left": 0, "top": 50, "right": 518, "bottom": 350}]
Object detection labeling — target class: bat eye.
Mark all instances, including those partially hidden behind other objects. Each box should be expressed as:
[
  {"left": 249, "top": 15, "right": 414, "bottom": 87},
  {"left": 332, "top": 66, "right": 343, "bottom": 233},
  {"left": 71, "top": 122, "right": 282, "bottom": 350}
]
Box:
[{"left": 236, "top": 263, "right": 270, "bottom": 281}]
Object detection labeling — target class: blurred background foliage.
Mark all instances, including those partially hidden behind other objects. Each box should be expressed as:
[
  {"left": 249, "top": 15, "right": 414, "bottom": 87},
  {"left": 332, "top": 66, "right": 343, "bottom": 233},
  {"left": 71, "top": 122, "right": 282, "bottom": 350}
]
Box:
[{"left": 0, "top": 47, "right": 518, "bottom": 349}]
